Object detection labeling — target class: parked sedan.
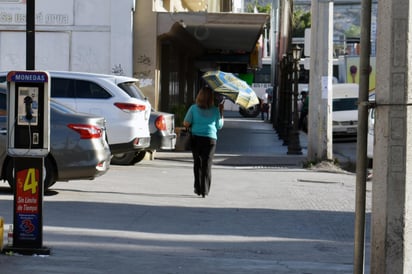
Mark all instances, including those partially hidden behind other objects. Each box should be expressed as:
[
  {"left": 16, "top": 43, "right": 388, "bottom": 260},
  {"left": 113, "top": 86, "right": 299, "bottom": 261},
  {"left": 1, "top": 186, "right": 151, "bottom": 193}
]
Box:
[
  {"left": 148, "top": 110, "right": 176, "bottom": 150},
  {"left": 115, "top": 110, "right": 176, "bottom": 164},
  {"left": 0, "top": 89, "right": 111, "bottom": 190}
]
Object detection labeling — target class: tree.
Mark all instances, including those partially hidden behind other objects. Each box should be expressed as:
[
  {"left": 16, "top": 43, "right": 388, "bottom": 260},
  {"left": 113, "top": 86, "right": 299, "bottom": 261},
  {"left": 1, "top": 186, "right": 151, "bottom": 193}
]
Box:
[
  {"left": 344, "top": 24, "right": 361, "bottom": 38},
  {"left": 292, "top": 9, "right": 311, "bottom": 37},
  {"left": 246, "top": 2, "right": 271, "bottom": 13}
]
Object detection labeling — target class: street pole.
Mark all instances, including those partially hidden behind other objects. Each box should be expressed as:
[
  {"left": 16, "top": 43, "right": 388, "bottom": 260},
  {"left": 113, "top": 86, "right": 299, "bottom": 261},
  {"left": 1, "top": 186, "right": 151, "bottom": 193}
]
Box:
[
  {"left": 26, "top": 0, "right": 35, "bottom": 70},
  {"left": 353, "top": 0, "right": 372, "bottom": 272},
  {"left": 276, "top": 56, "right": 286, "bottom": 136},
  {"left": 277, "top": 55, "right": 291, "bottom": 143},
  {"left": 283, "top": 53, "right": 293, "bottom": 146},
  {"left": 288, "top": 45, "right": 302, "bottom": 155},
  {"left": 308, "top": 0, "right": 333, "bottom": 162},
  {"left": 271, "top": 0, "right": 279, "bottom": 129}
]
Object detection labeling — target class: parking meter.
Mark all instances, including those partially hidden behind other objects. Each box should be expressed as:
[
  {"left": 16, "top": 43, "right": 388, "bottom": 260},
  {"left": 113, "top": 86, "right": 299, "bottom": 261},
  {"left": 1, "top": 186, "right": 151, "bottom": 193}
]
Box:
[{"left": 7, "top": 71, "right": 50, "bottom": 156}]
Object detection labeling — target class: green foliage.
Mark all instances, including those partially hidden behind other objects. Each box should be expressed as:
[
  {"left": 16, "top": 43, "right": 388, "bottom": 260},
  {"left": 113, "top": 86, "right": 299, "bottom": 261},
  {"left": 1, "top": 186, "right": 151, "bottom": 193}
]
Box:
[
  {"left": 171, "top": 104, "right": 188, "bottom": 127},
  {"left": 344, "top": 25, "right": 361, "bottom": 38},
  {"left": 246, "top": 2, "right": 271, "bottom": 13},
  {"left": 292, "top": 9, "right": 311, "bottom": 37}
]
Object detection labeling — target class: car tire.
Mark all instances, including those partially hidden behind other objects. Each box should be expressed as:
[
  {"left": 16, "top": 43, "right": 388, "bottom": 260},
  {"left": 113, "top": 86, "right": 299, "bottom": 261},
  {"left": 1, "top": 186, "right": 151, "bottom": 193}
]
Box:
[
  {"left": 5, "top": 156, "right": 56, "bottom": 191},
  {"left": 239, "top": 104, "right": 260, "bottom": 118},
  {"left": 133, "top": 151, "right": 146, "bottom": 164},
  {"left": 111, "top": 151, "right": 137, "bottom": 165}
]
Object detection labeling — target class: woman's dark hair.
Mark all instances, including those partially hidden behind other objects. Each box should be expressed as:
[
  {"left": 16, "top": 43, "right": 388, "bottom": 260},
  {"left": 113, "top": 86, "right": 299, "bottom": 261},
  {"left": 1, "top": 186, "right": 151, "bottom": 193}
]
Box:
[{"left": 196, "top": 86, "right": 214, "bottom": 109}]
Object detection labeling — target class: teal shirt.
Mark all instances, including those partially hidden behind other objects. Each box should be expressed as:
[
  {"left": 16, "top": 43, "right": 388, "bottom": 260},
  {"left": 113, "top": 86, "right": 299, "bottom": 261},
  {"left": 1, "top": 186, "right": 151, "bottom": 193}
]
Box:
[{"left": 183, "top": 105, "right": 224, "bottom": 140}]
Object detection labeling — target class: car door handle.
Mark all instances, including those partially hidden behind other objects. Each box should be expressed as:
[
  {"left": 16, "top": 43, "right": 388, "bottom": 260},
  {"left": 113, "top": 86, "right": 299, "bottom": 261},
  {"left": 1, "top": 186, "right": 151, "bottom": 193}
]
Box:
[{"left": 0, "top": 128, "right": 7, "bottom": 135}]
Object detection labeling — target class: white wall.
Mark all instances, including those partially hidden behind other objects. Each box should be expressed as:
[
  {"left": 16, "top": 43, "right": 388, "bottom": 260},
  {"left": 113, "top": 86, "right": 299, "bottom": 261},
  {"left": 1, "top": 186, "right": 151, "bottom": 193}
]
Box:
[{"left": 0, "top": 0, "right": 134, "bottom": 76}]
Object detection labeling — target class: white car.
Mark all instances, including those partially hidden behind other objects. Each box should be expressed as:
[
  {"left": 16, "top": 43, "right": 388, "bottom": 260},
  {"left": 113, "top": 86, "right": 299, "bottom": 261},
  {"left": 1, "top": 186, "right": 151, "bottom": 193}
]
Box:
[
  {"left": 367, "top": 93, "right": 375, "bottom": 160},
  {"left": 45, "top": 71, "right": 151, "bottom": 165},
  {"left": 332, "top": 83, "right": 359, "bottom": 138}
]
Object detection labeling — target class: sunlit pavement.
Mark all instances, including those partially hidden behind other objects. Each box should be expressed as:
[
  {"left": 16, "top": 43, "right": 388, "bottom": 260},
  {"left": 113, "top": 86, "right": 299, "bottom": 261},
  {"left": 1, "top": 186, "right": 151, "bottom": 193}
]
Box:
[{"left": 0, "top": 111, "right": 369, "bottom": 274}]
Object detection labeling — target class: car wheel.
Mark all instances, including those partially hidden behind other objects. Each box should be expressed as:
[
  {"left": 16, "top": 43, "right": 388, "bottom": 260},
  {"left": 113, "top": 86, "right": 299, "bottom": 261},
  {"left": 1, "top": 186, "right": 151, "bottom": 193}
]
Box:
[
  {"left": 133, "top": 151, "right": 146, "bottom": 163},
  {"left": 5, "top": 156, "right": 56, "bottom": 191},
  {"left": 239, "top": 104, "right": 260, "bottom": 118},
  {"left": 111, "top": 151, "right": 137, "bottom": 165}
]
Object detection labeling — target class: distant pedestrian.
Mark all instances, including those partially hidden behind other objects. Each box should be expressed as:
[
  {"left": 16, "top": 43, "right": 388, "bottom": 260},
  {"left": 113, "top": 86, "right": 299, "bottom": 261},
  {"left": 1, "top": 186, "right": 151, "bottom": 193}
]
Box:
[
  {"left": 183, "top": 86, "right": 224, "bottom": 197},
  {"left": 299, "top": 91, "right": 308, "bottom": 131},
  {"left": 260, "top": 93, "right": 269, "bottom": 120}
]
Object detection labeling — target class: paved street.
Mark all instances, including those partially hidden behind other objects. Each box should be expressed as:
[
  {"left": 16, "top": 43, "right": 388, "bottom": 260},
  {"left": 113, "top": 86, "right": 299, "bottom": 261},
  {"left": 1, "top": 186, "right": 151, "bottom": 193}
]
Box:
[{"left": 0, "top": 111, "right": 371, "bottom": 273}]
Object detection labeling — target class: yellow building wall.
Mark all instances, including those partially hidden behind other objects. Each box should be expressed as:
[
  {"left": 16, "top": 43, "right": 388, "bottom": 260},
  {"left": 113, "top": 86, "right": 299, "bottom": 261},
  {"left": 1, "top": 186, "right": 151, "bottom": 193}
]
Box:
[{"left": 133, "top": 1, "right": 159, "bottom": 108}]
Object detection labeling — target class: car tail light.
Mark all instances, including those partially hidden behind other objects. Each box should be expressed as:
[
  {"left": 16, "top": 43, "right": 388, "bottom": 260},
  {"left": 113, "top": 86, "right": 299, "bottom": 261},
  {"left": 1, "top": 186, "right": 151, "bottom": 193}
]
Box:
[
  {"left": 68, "top": 124, "right": 103, "bottom": 139},
  {"left": 96, "top": 160, "right": 107, "bottom": 171},
  {"left": 114, "top": 102, "right": 146, "bottom": 113},
  {"left": 155, "top": 115, "right": 167, "bottom": 131}
]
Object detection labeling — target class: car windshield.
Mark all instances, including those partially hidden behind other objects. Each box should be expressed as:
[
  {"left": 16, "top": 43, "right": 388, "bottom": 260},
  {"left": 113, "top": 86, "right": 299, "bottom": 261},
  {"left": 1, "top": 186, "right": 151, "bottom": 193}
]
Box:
[
  {"left": 333, "top": 98, "right": 358, "bottom": 111},
  {"left": 118, "top": 81, "right": 146, "bottom": 100}
]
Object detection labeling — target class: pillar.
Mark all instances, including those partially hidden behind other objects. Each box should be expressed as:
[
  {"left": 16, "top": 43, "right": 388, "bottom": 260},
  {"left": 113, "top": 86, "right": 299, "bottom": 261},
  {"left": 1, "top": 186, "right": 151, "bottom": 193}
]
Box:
[{"left": 371, "top": 0, "right": 412, "bottom": 272}]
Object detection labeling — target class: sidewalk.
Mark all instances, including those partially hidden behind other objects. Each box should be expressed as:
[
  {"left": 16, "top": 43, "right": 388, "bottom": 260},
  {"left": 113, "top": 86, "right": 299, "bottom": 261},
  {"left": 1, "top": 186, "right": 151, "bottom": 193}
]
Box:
[
  {"left": 0, "top": 110, "right": 369, "bottom": 274},
  {"left": 160, "top": 110, "right": 353, "bottom": 170}
]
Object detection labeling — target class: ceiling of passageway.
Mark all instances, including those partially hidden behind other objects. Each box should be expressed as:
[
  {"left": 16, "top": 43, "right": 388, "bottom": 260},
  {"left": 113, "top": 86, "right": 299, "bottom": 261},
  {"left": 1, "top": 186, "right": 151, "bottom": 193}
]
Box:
[
  {"left": 166, "top": 12, "right": 269, "bottom": 55},
  {"left": 184, "top": 22, "right": 266, "bottom": 53}
]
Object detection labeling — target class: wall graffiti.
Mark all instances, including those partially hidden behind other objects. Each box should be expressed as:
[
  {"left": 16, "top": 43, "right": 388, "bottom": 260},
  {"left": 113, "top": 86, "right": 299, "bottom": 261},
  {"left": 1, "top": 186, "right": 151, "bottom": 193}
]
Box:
[
  {"left": 135, "top": 70, "right": 151, "bottom": 78},
  {"left": 138, "top": 78, "right": 153, "bottom": 88},
  {"left": 135, "top": 53, "right": 153, "bottom": 88},
  {"left": 137, "top": 54, "right": 152, "bottom": 66},
  {"left": 112, "top": 64, "right": 124, "bottom": 76}
]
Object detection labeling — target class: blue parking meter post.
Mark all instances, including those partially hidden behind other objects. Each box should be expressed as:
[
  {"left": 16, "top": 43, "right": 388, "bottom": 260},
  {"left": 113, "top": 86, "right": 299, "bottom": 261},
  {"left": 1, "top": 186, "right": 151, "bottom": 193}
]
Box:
[{"left": 2, "top": 71, "right": 50, "bottom": 255}]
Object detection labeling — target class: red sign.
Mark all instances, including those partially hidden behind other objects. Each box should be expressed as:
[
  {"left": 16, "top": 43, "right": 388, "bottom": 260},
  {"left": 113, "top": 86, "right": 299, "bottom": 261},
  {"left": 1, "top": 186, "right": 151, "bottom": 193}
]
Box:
[{"left": 16, "top": 168, "right": 40, "bottom": 214}]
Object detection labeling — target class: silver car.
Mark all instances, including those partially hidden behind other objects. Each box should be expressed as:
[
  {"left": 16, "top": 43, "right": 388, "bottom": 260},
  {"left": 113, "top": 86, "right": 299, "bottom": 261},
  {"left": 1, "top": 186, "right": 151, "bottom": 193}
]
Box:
[
  {"left": 0, "top": 88, "right": 111, "bottom": 190},
  {"left": 128, "top": 110, "right": 176, "bottom": 163}
]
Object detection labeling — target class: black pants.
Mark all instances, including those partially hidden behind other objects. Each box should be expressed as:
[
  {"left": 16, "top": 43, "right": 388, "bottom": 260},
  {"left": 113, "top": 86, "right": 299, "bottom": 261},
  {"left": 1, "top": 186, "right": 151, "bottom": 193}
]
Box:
[
  {"left": 191, "top": 135, "right": 216, "bottom": 196},
  {"left": 261, "top": 104, "right": 269, "bottom": 120}
]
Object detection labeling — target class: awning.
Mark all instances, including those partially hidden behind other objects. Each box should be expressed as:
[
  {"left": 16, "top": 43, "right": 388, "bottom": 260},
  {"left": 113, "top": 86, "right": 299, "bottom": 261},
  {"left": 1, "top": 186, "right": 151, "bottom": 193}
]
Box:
[{"left": 159, "top": 12, "right": 269, "bottom": 56}]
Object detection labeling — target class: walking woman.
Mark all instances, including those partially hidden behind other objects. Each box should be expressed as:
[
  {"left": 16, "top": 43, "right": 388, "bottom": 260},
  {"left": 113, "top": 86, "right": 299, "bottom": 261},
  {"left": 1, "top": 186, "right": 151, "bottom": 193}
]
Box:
[{"left": 183, "top": 86, "right": 224, "bottom": 197}]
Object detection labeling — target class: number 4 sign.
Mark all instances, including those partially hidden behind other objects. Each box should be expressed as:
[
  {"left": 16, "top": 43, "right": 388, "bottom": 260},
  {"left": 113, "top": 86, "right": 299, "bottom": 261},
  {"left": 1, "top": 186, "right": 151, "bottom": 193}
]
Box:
[{"left": 4, "top": 157, "right": 50, "bottom": 255}]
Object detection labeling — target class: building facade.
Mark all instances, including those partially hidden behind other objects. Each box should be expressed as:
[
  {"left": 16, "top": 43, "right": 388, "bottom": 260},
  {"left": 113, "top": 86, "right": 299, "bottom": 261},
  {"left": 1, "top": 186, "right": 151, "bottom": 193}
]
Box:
[
  {"left": 134, "top": 0, "right": 268, "bottom": 115},
  {"left": 0, "top": 0, "right": 135, "bottom": 76},
  {"left": 0, "top": 0, "right": 268, "bottom": 117}
]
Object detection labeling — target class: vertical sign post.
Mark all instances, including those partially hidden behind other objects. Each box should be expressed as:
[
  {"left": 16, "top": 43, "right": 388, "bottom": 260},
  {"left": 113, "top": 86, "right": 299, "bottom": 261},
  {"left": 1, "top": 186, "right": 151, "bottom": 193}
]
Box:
[
  {"left": 3, "top": 71, "right": 50, "bottom": 255},
  {"left": 26, "top": 0, "right": 35, "bottom": 70}
]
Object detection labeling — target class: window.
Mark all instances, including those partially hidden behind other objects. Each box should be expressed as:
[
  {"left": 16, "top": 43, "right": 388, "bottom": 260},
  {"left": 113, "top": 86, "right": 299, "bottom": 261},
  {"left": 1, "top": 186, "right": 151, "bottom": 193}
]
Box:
[
  {"left": 0, "top": 92, "right": 6, "bottom": 116},
  {"left": 332, "top": 98, "right": 358, "bottom": 111},
  {"left": 254, "top": 64, "right": 271, "bottom": 83},
  {"left": 75, "top": 80, "right": 111, "bottom": 99},
  {"left": 52, "top": 78, "right": 74, "bottom": 98},
  {"left": 118, "top": 82, "right": 146, "bottom": 100}
]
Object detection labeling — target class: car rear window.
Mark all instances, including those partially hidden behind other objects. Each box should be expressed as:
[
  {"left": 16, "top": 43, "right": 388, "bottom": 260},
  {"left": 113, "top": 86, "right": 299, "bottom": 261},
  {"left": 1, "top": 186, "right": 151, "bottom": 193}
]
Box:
[
  {"left": 118, "top": 82, "right": 147, "bottom": 100},
  {"left": 75, "top": 80, "right": 111, "bottom": 99},
  {"left": 0, "top": 91, "right": 6, "bottom": 115},
  {"left": 52, "top": 78, "right": 112, "bottom": 99},
  {"left": 333, "top": 98, "right": 358, "bottom": 111}
]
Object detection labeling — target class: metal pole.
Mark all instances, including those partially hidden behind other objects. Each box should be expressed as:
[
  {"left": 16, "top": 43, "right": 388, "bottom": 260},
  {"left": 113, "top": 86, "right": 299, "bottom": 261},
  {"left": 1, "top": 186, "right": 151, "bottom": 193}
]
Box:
[
  {"left": 283, "top": 54, "right": 293, "bottom": 145},
  {"left": 26, "top": 0, "right": 35, "bottom": 70},
  {"left": 353, "top": 0, "right": 372, "bottom": 272},
  {"left": 276, "top": 57, "right": 286, "bottom": 135},
  {"left": 271, "top": 0, "right": 279, "bottom": 129},
  {"left": 287, "top": 56, "right": 302, "bottom": 155}
]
